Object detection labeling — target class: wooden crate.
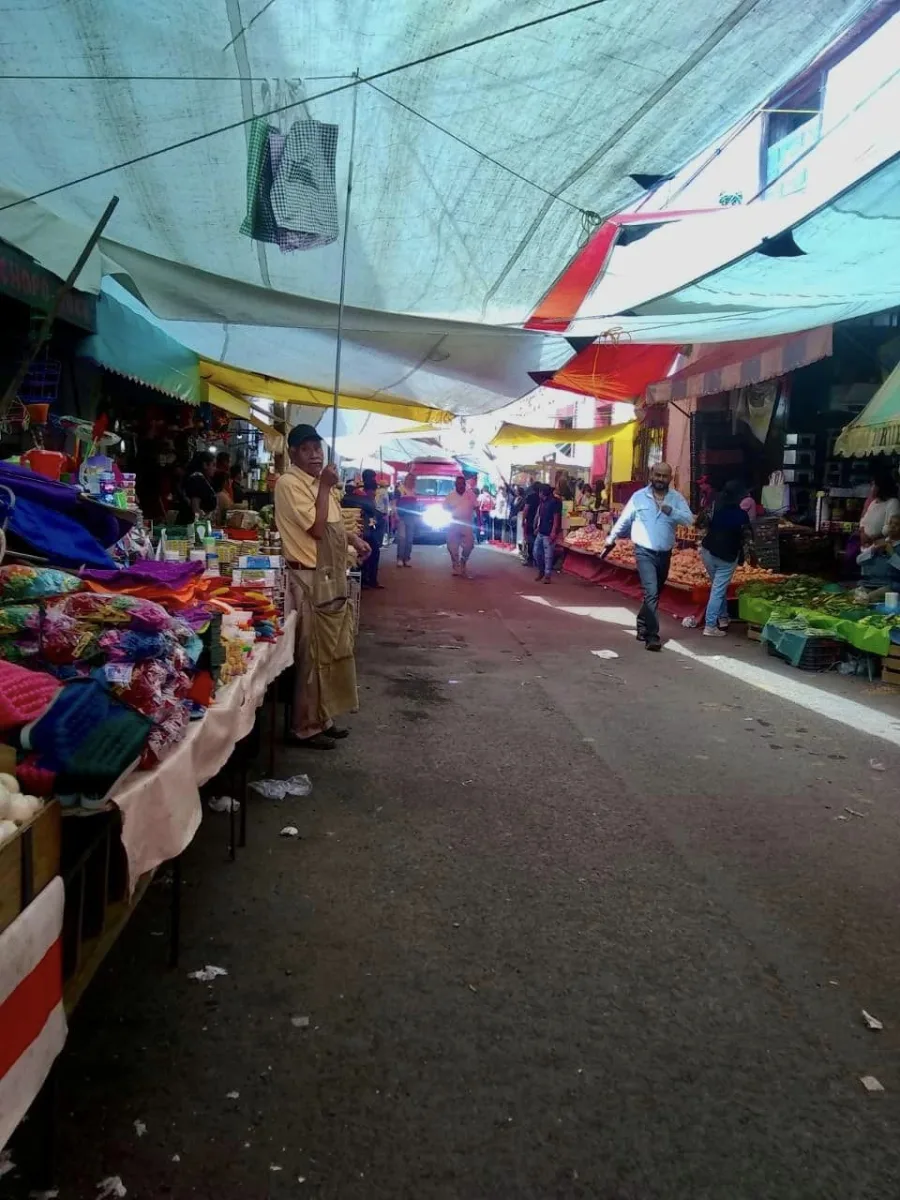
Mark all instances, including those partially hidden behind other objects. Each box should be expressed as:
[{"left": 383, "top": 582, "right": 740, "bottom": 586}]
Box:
[
  {"left": 882, "top": 642, "right": 900, "bottom": 686},
  {"left": 0, "top": 801, "right": 62, "bottom": 936}
]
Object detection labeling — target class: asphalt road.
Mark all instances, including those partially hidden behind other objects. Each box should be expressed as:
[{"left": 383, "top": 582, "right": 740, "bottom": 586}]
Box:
[{"left": 12, "top": 543, "right": 900, "bottom": 1199}]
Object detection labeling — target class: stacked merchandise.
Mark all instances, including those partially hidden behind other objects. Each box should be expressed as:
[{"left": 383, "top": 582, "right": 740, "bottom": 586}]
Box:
[
  {"left": 342, "top": 506, "right": 363, "bottom": 539},
  {"left": 0, "top": 664, "right": 62, "bottom": 847},
  {"left": 232, "top": 554, "right": 286, "bottom": 621},
  {"left": 0, "top": 566, "right": 203, "bottom": 799}
]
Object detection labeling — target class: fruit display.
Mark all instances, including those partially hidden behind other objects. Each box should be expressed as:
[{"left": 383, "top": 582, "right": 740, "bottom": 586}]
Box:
[
  {"left": 564, "top": 532, "right": 786, "bottom": 589},
  {"left": 565, "top": 527, "right": 606, "bottom": 553}
]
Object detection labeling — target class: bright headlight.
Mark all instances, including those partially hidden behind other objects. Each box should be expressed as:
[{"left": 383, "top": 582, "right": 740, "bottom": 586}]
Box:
[{"left": 424, "top": 506, "right": 451, "bottom": 530}]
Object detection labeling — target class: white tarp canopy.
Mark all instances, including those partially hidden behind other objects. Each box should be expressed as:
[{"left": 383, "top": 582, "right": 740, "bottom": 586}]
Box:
[
  {"left": 0, "top": 0, "right": 875, "bottom": 411},
  {"left": 568, "top": 148, "right": 900, "bottom": 345},
  {"left": 566, "top": 22, "right": 900, "bottom": 336}
]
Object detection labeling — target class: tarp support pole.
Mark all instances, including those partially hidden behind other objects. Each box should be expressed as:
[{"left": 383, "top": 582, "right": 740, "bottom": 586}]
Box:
[
  {"left": 330, "top": 73, "right": 360, "bottom": 461},
  {"left": 0, "top": 195, "right": 119, "bottom": 419}
]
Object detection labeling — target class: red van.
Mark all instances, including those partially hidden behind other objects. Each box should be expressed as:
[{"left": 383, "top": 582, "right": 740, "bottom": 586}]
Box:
[{"left": 403, "top": 456, "right": 467, "bottom": 540}]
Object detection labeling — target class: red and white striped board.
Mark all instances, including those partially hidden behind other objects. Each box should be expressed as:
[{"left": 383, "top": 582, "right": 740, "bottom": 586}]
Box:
[{"left": 0, "top": 876, "right": 66, "bottom": 1150}]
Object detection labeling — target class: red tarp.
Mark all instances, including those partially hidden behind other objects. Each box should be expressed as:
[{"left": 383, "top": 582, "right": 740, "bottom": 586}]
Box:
[
  {"left": 547, "top": 342, "right": 678, "bottom": 403},
  {"left": 645, "top": 326, "right": 833, "bottom": 406}
]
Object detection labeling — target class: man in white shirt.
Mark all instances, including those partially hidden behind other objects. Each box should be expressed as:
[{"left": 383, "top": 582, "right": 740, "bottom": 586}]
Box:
[
  {"left": 444, "top": 475, "right": 479, "bottom": 577},
  {"left": 601, "top": 463, "right": 694, "bottom": 651}
]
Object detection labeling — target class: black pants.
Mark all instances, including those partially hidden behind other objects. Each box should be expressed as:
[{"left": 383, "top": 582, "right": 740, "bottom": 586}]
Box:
[
  {"left": 634, "top": 546, "right": 671, "bottom": 642},
  {"left": 362, "top": 536, "right": 381, "bottom": 587}
]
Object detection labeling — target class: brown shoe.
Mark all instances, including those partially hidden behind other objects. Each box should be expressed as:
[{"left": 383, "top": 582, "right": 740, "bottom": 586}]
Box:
[{"left": 286, "top": 732, "right": 336, "bottom": 750}]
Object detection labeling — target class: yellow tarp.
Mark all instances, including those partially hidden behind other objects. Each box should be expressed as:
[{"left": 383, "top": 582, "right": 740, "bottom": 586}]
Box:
[
  {"left": 490, "top": 420, "right": 635, "bottom": 447},
  {"left": 206, "top": 383, "right": 282, "bottom": 450},
  {"left": 610, "top": 423, "right": 634, "bottom": 483},
  {"left": 200, "top": 360, "right": 454, "bottom": 426}
]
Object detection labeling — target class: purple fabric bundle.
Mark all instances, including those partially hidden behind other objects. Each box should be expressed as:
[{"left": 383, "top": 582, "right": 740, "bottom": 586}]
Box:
[{"left": 79, "top": 559, "right": 205, "bottom": 589}]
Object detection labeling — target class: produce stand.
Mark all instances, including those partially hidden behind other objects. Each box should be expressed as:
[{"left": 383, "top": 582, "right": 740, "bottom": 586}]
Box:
[
  {"left": 736, "top": 578, "right": 900, "bottom": 659},
  {"left": 563, "top": 549, "right": 706, "bottom": 622},
  {"left": 563, "top": 531, "right": 785, "bottom": 625}
]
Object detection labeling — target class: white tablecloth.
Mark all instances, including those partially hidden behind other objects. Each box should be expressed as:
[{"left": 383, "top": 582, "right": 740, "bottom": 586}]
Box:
[{"left": 112, "top": 613, "right": 296, "bottom": 890}]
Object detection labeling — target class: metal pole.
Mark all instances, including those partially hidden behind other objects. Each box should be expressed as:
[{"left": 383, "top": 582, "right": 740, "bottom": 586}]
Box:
[
  {"left": 330, "top": 72, "right": 360, "bottom": 462},
  {"left": 0, "top": 195, "right": 119, "bottom": 419}
]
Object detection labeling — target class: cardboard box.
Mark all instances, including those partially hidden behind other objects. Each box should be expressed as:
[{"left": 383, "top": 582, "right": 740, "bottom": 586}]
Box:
[{"left": 0, "top": 801, "right": 61, "bottom": 936}]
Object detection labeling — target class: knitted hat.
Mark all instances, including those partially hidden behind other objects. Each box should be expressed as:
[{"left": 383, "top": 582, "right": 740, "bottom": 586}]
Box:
[
  {"left": 0, "top": 660, "right": 60, "bottom": 731},
  {"left": 21, "top": 677, "right": 152, "bottom": 792}
]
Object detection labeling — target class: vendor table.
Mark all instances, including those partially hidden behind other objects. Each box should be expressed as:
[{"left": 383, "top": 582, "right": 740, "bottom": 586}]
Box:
[
  {"left": 111, "top": 611, "right": 296, "bottom": 890},
  {"left": 737, "top": 594, "right": 898, "bottom": 659},
  {"left": 1, "top": 615, "right": 298, "bottom": 1167},
  {"left": 562, "top": 547, "right": 737, "bottom": 624}
]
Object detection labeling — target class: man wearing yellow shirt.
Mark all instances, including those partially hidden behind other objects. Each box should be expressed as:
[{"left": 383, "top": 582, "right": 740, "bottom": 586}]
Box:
[{"left": 274, "top": 424, "right": 371, "bottom": 749}]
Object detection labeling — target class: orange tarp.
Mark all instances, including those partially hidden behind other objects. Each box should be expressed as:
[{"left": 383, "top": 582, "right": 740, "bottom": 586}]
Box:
[{"left": 547, "top": 342, "right": 679, "bottom": 402}]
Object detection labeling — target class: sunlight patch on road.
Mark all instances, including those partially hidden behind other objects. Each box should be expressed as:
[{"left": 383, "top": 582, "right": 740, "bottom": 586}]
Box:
[
  {"left": 520, "top": 594, "right": 900, "bottom": 749},
  {"left": 666, "top": 639, "right": 900, "bottom": 749},
  {"left": 521, "top": 596, "right": 635, "bottom": 627}
]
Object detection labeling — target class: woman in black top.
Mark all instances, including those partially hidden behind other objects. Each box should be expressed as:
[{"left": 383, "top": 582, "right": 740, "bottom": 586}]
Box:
[
  {"left": 698, "top": 480, "right": 754, "bottom": 637},
  {"left": 180, "top": 451, "right": 218, "bottom": 521}
]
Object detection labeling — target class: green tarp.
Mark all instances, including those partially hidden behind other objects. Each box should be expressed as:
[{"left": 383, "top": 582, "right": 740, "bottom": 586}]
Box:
[{"left": 738, "top": 594, "right": 893, "bottom": 657}]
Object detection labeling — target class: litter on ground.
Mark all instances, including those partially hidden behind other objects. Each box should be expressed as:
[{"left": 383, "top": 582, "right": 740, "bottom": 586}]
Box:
[
  {"left": 188, "top": 965, "right": 228, "bottom": 983},
  {"left": 250, "top": 775, "right": 313, "bottom": 800},
  {"left": 96, "top": 1179, "right": 127, "bottom": 1199},
  {"left": 207, "top": 795, "right": 240, "bottom": 813}
]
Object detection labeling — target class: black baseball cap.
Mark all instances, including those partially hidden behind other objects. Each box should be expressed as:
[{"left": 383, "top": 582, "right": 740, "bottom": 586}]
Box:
[{"left": 287, "top": 423, "right": 323, "bottom": 448}]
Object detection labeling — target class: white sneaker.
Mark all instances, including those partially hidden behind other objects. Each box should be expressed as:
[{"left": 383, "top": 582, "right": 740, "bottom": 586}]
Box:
[{"left": 702, "top": 626, "right": 726, "bottom": 638}]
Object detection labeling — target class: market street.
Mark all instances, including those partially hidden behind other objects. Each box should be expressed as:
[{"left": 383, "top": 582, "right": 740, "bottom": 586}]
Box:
[{"left": 36, "top": 545, "right": 900, "bottom": 1200}]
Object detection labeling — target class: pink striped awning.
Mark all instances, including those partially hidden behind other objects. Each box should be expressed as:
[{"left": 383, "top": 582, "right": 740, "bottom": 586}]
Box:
[{"left": 644, "top": 326, "right": 832, "bottom": 407}]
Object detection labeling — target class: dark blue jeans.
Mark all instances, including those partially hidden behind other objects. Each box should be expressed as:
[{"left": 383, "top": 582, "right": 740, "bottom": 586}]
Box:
[{"left": 634, "top": 546, "right": 671, "bottom": 642}]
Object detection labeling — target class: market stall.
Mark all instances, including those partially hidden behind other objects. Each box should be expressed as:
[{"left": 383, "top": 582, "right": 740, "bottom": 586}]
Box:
[
  {"left": 736, "top": 575, "right": 900, "bottom": 665},
  {"left": 563, "top": 524, "right": 784, "bottom": 623},
  {"left": 0, "top": 460, "right": 299, "bottom": 1159}
]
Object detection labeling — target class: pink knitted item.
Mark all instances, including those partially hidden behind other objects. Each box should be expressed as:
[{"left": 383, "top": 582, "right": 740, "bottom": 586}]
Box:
[{"left": 0, "top": 660, "right": 60, "bottom": 731}]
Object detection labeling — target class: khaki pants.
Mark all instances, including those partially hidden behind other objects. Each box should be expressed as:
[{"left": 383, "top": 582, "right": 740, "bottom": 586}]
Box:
[
  {"left": 288, "top": 568, "right": 358, "bottom": 738},
  {"left": 446, "top": 524, "right": 474, "bottom": 565}
]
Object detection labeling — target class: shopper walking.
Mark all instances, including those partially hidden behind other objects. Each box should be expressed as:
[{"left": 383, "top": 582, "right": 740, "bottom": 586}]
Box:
[
  {"left": 395, "top": 473, "right": 420, "bottom": 568},
  {"left": 533, "top": 483, "right": 562, "bottom": 585},
  {"left": 444, "top": 474, "right": 479, "bottom": 577},
  {"left": 511, "top": 486, "right": 526, "bottom": 553},
  {"left": 477, "top": 486, "right": 494, "bottom": 543},
  {"left": 698, "top": 480, "right": 754, "bottom": 637},
  {"left": 521, "top": 482, "right": 541, "bottom": 566},
  {"left": 602, "top": 463, "right": 693, "bottom": 651},
  {"left": 493, "top": 485, "right": 510, "bottom": 542},
  {"left": 342, "top": 469, "right": 385, "bottom": 589}
]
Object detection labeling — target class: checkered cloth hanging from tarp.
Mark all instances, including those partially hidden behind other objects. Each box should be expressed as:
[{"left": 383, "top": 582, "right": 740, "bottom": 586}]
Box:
[{"left": 240, "top": 117, "right": 339, "bottom": 253}]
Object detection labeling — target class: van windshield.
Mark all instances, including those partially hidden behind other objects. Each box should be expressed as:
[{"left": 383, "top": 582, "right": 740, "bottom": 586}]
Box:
[{"left": 416, "top": 476, "right": 456, "bottom": 497}]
